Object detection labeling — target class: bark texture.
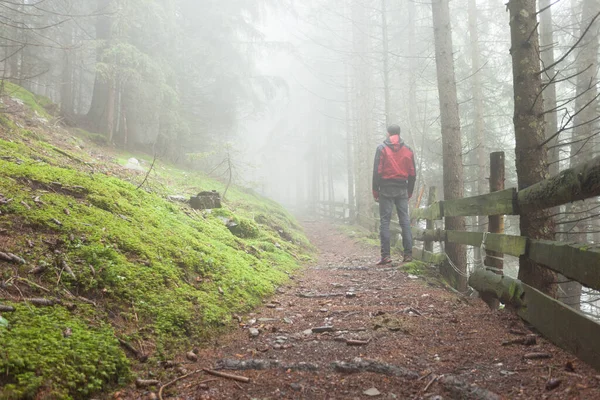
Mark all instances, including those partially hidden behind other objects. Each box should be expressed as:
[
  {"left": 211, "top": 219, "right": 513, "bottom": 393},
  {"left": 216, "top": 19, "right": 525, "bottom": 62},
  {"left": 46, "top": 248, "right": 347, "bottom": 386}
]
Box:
[
  {"left": 432, "top": 0, "right": 467, "bottom": 291},
  {"left": 508, "top": 0, "right": 557, "bottom": 296}
]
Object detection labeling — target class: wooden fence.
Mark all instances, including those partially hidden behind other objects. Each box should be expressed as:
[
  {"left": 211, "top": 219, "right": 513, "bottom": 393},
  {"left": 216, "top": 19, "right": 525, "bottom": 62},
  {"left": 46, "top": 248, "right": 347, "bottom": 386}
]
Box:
[
  {"left": 410, "top": 151, "right": 600, "bottom": 370},
  {"left": 315, "top": 201, "right": 353, "bottom": 222}
]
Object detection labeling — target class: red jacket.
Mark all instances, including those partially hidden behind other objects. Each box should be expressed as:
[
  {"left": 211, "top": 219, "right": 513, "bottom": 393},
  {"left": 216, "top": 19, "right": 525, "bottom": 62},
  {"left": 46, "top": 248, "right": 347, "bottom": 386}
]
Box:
[{"left": 372, "top": 135, "right": 416, "bottom": 197}]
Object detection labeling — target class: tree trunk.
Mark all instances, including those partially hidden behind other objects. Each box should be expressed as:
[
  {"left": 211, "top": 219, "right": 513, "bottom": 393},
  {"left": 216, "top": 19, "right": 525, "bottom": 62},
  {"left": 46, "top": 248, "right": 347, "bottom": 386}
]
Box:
[
  {"left": 60, "top": 25, "right": 74, "bottom": 118},
  {"left": 345, "top": 67, "right": 356, "bottom": 222},
  {"left": 432, "top": 0, "right": 467, "bottom": 291},
  {"left": 87, "top": 0, "right": 113, "bottom": 133},
  {"left": 468, "top": 0, "right": 487, "bottom": 265},
  {"left": 508, "top": 0, "right": 557, "bottom": 297},
  {"left": 352, "top": 0, "right": 374, "bottom": 228},
  {"left": 381, "top": 0, "right": 391, "bottom": 125},
  {"left": 564, "top": 0, "right": 600, "bottom": 308}
]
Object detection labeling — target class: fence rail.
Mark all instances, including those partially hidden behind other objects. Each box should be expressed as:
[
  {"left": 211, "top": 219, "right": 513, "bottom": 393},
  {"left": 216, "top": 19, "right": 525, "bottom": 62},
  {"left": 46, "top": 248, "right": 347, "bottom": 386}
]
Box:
[{"left": 408, "top": 152, "right": 600, "bottom": 371}]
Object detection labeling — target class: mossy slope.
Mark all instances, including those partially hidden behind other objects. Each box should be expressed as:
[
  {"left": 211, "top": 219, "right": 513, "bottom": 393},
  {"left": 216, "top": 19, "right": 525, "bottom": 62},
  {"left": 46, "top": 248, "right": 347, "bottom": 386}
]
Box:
[{"left": 0, "top": 85, "right": 312, "bottom": 399}]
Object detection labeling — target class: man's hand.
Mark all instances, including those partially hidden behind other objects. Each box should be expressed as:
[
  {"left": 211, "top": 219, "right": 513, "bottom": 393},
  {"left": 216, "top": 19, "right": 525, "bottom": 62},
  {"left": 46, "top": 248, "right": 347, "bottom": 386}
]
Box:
[{"left": 373, "top": 190, "right": 379, "bottom": 202}]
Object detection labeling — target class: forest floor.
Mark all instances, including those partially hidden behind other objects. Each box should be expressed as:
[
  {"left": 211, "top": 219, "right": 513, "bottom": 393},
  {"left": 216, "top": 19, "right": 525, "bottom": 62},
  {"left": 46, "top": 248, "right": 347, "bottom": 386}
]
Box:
[{"left": 122, "top": 221, "right": 600, "bottom": 400}]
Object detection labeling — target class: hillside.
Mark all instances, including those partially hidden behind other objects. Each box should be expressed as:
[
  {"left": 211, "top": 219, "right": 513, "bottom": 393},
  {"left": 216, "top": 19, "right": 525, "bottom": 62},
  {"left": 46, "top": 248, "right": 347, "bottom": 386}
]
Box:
[{"left": 0, "top": 84, "right": 313, "bottom": 399}]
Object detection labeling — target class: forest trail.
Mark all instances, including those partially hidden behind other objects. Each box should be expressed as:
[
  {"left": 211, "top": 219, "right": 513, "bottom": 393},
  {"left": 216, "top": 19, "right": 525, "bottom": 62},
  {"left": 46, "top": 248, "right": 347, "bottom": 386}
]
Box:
[{"left": 126, "top": 221, "right": 600, "bottom": 400}]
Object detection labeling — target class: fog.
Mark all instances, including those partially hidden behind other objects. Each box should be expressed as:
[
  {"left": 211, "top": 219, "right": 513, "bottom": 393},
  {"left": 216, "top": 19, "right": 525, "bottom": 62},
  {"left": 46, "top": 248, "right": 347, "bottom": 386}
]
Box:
[{"left": 1, "top": 0, "right": 600, "bottom": 264}]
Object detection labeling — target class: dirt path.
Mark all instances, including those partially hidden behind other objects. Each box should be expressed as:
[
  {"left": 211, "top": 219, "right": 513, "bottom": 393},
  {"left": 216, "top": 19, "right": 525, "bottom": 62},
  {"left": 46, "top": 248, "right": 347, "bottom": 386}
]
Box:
[{"left": 129, "top": 221, "right": 600, "bottom": 400}]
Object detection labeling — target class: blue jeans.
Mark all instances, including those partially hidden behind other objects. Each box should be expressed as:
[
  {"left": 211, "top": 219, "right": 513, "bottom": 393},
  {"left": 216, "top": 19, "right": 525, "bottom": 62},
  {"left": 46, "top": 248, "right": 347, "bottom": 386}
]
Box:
[{"left": 379, "top": 194, "right": 412, "bottom": 258}]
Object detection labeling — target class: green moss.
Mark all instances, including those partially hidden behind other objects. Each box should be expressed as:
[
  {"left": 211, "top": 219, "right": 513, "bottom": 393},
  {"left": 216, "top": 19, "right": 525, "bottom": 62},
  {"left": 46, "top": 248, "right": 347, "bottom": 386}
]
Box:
[
  {"left": 401, "top": 260, "right": 429, "bottom": 275},
  {"left": 0, "top": 305, "right": 129, "bottom": 400},
  {"left": 1, "top": 82, "right": 53, "bottom": 119},
  {"left": 0, "top": 86, "right": 315, "bottom": 398},
  {"left": 0, "top": 113, "right": 313, "bottom": 397},
  {"left": 73, "top": 128, "right": 108, "bottom": 145}
]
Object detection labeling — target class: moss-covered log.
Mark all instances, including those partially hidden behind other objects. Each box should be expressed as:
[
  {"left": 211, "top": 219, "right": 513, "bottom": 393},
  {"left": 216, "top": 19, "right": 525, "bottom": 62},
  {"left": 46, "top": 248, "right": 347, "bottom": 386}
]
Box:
[
  {"left": 411, "top": 227, "right": 445, "bottom": 242},
  {"left": 517, "top": 155, "right": 600, "bottom": 212},
  {"left": 468, "top": 269, "right": 525, "bottom": 308}
]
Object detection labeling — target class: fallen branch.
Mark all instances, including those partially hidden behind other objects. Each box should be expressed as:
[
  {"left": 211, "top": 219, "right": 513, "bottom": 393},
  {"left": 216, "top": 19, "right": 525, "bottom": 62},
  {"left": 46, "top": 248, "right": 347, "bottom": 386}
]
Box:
[
  {"left": 346, "top": 339, "right": 370, "bottom": 346},
  {"left": 135, "top": 378, "right": 160, "bottom": 388},
  {"left": 203, "top": 368, "right": 250, "bottom": 383},
  {"left": 0, "top": 252, "right": 26, "bottom": 264},
  {"left": 25, "top": 298, "right": 57, "bottom": 307},
  {"left": 296, "top": 292, "right": 345, "bottom": 298},
  {"left": 423, "top": 374, "right": 439, "bottom": 393},
  {"left": 157, "top": 370, "right": 212, "bottom": 400},
  {"left": 17, "top": 277, "right": 49, "bottom": 293},
  {"left": 0, "top": 304, "right": 15, "bottom": 312}
]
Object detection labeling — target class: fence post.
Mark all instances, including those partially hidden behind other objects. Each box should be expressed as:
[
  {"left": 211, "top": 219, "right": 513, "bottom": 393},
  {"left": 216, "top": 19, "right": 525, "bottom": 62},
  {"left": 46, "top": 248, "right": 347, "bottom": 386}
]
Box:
[
  {"left": 485, "top": 152, "right": 505, "bottom": 270},
  {"left": 424, "top": 186, "right": 437, "bottom": 253}
]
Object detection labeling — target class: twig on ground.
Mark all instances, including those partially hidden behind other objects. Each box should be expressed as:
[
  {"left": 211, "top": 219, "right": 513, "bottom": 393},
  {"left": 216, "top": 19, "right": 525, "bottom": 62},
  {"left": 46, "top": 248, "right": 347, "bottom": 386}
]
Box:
[
  {"left": 157, "top": 370, "right": 212, "bottom": 400},
  {"left": 424, "top": 374, "right": 440, "bottom": 392},
  {"left": 202, "top": 368, "right": 250, "bottom": 383}
]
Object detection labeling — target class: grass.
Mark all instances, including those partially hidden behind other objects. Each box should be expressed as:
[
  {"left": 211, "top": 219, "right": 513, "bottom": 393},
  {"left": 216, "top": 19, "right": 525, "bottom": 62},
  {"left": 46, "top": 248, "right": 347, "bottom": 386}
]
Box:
[{"left": 0, "top": 84, "right": 313, "bottom": 399}]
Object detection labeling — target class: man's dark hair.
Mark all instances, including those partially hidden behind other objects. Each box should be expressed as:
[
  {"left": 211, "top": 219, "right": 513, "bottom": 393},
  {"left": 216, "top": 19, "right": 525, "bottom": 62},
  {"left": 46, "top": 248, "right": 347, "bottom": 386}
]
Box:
[{"left": 387, "top": 124, "right": 401, "bottom": 136}]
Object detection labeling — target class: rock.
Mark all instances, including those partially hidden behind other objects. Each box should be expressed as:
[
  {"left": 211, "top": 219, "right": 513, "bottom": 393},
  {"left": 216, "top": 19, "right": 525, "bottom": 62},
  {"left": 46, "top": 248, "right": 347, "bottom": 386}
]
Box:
[
  {"left": 186, "top": 351, "right": 198, "bottom": 362},
  {"left": 125, "top": 158, "right": 144, "bottom": 171},
  {"left": 290, "top": 383, "right": 303, "bottom": 391},
  {"left": 283, "top": 317, "right": 294, "bottom": 324},
  {"left": 546, "top": 378, "right": 561, "bottom": 391},
  {"left": 363, "top": 388, "right": 381, "bottom": 396},
  {"left": 249, "top": 328, "right": 260, "bottom": 337},
  {"left": 303, "top": 329, "right": 313, "bottom": 336},
  {"left": 190, "top": 191, "right": 222, "bottom": 210},
  {"left": 346, "top": 292, "right": 357, "bottom": 298},
  {"left": 408, "top": 274, "right": 419, "bottom": 279}
]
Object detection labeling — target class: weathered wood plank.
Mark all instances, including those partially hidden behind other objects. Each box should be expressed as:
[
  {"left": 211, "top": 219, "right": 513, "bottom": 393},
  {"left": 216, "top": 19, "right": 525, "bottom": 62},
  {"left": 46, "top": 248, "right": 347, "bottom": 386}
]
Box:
[
  {"left": 412, "top": 247, "right": 445, "bottom": 264},
  {"left": 443, "top": 189, "right": 517, "bottom": 217},
  {"left": 411, "top": 202, "right": 442, "bottom": 220},
  {"left": 517, "top": 155, "right": 600, "bottom": 212},
  {"left": 528, "top": 240, "right": 600, "bottom": 291},
  {"left": 470, "top": 269, "right": 600, "bottom": 371},
  {"left": 518, "top": 283, "right": 600, "bottom": 371},
  {"left": 446, "top": 231, "right": 527, "bottom": 257}
]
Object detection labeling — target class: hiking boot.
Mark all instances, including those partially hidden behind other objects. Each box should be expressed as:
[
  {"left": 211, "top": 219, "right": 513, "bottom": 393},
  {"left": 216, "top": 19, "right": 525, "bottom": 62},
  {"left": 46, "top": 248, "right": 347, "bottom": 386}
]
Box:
[
  {"left": 403, "top": 254, "right": 413, "bottom": 263},
  {"left": 376, "top": 256, "right": 392, "bottom": 265}
]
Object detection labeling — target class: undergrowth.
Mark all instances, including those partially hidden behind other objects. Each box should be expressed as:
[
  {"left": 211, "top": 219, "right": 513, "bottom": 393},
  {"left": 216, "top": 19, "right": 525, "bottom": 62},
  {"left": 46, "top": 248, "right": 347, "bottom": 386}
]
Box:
[{"left": 0, "top": 85, "right": 313, "bottom": 399}]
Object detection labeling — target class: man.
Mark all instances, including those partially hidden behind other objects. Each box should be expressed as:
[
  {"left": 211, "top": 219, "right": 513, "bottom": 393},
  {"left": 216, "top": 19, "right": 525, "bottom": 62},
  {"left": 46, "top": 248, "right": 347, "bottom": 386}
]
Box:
[{"left": 372, "top": 124, "right": 416, "bottom": 265}]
